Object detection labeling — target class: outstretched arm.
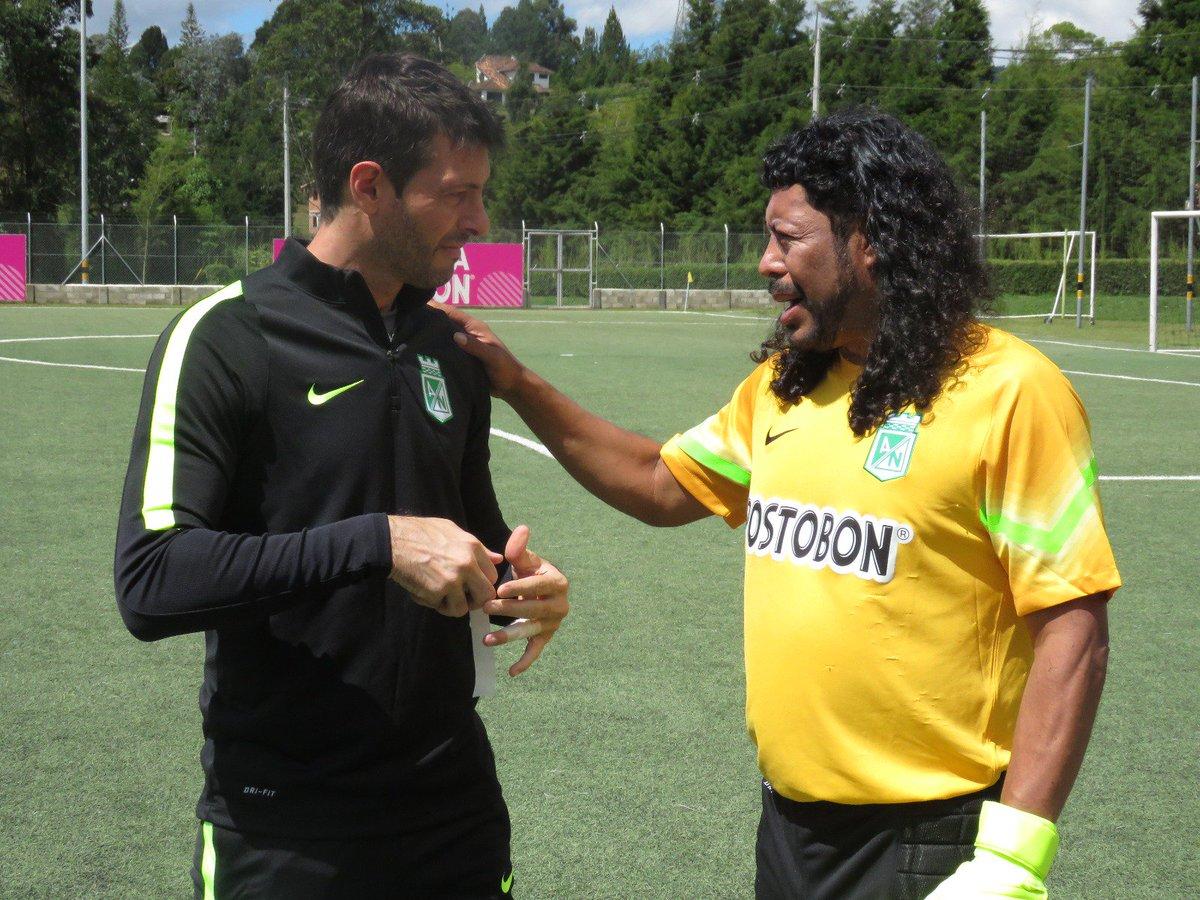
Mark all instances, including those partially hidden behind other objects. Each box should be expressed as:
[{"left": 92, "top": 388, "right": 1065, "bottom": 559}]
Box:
[{"left": 445, "top": 307, "right": 709, "bottom": 527}]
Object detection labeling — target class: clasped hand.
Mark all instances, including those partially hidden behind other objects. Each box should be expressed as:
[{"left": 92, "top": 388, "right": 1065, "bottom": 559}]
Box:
[{"left": 389, "top": 517, "right": 568, "bottom": 675}]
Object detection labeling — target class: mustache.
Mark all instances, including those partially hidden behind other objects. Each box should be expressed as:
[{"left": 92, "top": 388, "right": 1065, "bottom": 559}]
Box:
[{"left": 768, "top": 279, "right": 804, "bottom": 302}]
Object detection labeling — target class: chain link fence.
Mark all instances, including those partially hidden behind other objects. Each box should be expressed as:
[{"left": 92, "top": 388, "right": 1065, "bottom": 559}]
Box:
[
  {"left": 595, "top": 229, "right": 766, "bottom": 292},
  {"left": 8, "top": 215, "right": 1180, "bottom": 308},
  {"left": 1, "top": 216, "right": 522, "bottom": 286}
]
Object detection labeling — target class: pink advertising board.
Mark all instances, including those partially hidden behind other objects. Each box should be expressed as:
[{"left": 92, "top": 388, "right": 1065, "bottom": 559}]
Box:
[
  {"left": 432, "top": 243, "right": 523, "bottom": 308},
  {"left": 272, "top": 239, "right": 522, "bottom": 307},
  {"left": 0, "top": 234, "right": 28, "bottom": 302},
  {"left": 273, "top": 238, "right": 286, "bottom": 261}
]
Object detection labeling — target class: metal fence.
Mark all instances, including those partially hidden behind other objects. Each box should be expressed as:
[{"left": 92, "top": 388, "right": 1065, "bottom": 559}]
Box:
[
  {"left": 1, "top": 216, "right": 524, "bottom": 286},
  {"left": 595, "top": 227, "right": 766, "bottom": 292},
  {"left": 4, "top": 214, "right": 769, "bottom": 292}
]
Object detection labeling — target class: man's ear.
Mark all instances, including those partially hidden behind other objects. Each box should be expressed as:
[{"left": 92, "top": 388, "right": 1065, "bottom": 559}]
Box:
[
  {"left": 347, "top": 161, "right": 386, "bottom": 215},
  {"left": 854, "top": 231, "right": 878, "bottom": 281}
]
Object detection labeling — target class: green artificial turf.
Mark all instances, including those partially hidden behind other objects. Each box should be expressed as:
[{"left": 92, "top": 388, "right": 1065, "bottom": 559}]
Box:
[{"left": 0, "top": 305, "right": 1195, "bottom": 897}]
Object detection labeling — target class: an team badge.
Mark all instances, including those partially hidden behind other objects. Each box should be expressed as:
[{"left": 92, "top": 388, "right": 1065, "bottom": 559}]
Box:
[
  {"left": 417, "top": 354, "right": 453, "bottom": 423},
  {"left": 864, "top": 412, "right": 921, "bottom": 482}
]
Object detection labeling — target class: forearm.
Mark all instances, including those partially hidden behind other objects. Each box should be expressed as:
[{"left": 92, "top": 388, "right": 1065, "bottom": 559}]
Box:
[
  {"left": 1002, "top": 598, "right": 1109, "bottom": 821},
  {"left": 114, "top": 513, "right": 391, "bottom": 640},
  {"left": 502, "top": 367, "right": 689, "bottom": 525}
]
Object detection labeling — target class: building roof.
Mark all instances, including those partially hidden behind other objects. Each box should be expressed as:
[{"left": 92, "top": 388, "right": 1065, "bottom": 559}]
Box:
[{"left": 474, "top": 55, "right": 554, "bottom": 89}]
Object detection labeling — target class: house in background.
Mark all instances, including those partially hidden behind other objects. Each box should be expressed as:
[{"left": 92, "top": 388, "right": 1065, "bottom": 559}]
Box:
[{"left": 473, "top": 55, "right": 553, "bottom": 104}]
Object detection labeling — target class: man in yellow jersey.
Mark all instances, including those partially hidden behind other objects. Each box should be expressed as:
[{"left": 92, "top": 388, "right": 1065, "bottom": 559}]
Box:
[{"left": 445, "top": 109, "right": 1118, "bottom": 898}]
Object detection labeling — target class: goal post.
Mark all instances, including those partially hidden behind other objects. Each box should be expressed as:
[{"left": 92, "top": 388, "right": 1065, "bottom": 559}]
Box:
[
  {"left": 980, "top": 230, "right": 1096, "bottom": 323},
  {"left": 1149, "top": 209, "right": 1200, "bottom": 352}
]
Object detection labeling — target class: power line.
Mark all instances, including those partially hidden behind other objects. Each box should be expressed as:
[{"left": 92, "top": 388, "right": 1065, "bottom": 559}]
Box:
[{"left": 505, "top": 75, "right": 1197, "bottom": 148}]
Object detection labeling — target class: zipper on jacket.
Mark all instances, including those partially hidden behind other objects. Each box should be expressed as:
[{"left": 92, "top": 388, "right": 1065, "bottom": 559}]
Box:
[{"left": 385, "top": 347, "right": 403, "bottom": 413}]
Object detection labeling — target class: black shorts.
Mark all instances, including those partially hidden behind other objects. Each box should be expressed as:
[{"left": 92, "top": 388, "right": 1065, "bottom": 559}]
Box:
[
  {"left": 755, "top": 776, "right": 1003, "bottom": 900},
  {"left": 190, "top": 801, "right": 513, "bottom": 899}
]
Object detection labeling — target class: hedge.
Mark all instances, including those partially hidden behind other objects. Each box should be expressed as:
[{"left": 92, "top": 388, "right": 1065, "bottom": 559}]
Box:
[{"left": 989, "top": 259, "right": 1191, "bottom": 297}]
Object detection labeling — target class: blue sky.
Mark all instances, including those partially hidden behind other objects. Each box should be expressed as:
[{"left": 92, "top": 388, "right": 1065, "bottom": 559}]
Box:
[{"left": 96, "top": 1, "right": 1143, "bottom": 52}]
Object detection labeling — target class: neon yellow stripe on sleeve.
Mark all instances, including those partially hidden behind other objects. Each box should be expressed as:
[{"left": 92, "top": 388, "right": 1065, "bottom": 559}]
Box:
[
  {"left": 200, "top": 821, "right": 217, "bottom": 899},
  {"left": 677, "top": 434, "right": 751, "bottom": 487},
  {"left": 979, "top": 458, "right": 1099, "bottom": 555},
  {"left": 141, "top": 282, "right": 243, "bottom": 531}
]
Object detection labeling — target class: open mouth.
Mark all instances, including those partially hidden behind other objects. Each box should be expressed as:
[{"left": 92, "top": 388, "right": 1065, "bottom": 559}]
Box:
[{"left": 779, "top": 298, "right": 807, "bottom": 329}]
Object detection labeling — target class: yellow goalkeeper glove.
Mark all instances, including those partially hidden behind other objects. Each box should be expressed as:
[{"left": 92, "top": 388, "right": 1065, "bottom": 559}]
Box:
[{"left": 925, "top": 801, "right": 1060, "bottom": 898}]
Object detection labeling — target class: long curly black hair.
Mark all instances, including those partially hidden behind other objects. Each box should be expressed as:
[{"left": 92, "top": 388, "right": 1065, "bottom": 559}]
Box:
[{"left": 753, "top": 109, "right": 992, "bottom": 436}]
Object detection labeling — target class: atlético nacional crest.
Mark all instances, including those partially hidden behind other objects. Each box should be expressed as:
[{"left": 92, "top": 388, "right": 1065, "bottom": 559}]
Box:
[
  {"left": 864, "top": 412, "right": 921, "bottom": 482},
  {"left": 417, "top": 354, "right": 453, "bottom": 423}
]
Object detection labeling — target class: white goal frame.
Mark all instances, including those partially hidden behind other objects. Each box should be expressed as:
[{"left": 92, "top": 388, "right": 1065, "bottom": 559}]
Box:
[
  {"left": 981, "top": 230, "right": 1096, "bottom": 323},
  {"left": 1149, "top": 209, "right": 1200, "bottom": 352}
]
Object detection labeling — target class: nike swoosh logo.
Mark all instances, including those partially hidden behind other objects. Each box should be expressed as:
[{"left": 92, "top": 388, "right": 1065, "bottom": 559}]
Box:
[
  {"left": 765, "top": 426, "right": 799, "bottom": 446},
  {"left": 501, "top": 871, "right": 514, "bottom": 894},
  {"left": 307, "top": 379, "right": 364, "bottom": 406}
]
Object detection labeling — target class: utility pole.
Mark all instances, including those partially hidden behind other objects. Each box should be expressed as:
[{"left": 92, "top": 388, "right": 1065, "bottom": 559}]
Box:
[
  {"left": 812, "top": 11, "right": 822, "bottom": 118},
  {"left": 283, "top": 76, "right": 292, "bottom": 239},
  {"left": 79, "top": 0, "right": 89, "bottom": 284},
  {"left": 1187, "top": 74, "right": 1197, "bottom": 331},
  {"left": 979, "top": 95, "right": 988, "bottom": 245},
  {"left": 1076, "top": 74, "right": 1092, "bottom": 329}
]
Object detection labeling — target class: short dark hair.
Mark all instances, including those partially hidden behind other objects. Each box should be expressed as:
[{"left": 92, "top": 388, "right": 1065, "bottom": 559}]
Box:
[
  {"left": 755, "top": 108, "right": 991, "bottom": 436},
  {"left": 312, "top": 53, "right": 505, "bottom": 217}
]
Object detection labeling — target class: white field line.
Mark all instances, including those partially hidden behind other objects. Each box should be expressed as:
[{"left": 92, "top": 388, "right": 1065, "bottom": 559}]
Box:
[
  {"left": 0, "top": 355, "right": 143, "bottom": 373},
  {"left": 490, "top": 427, "right": 553, "bottom": 458},
  {"left": 478, "top": 318, "right": 763, "bottom": 326},
  {"left": 3, "top": 337, "right": 1199, "bottom": 480},
  {"left": 0, "top": 333, "right": 157, "bottom": 344},
  {"left": 1027, "top": 338, "right": 1161, "bottom": 355},
  {"left": 1100, "top": 475, "right": 1200, "bottom": 481},
  {"left": 1062, "top": 369, "right": 1200, "bottom": 388}
]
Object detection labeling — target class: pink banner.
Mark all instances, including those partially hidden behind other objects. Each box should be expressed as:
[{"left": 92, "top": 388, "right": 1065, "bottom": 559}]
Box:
[
  {"left": 432, "top": 243, "right": 523, "bottom": 308},
  {"left": 273, "top": 238, "right": 286, "bottom": 261},
  {"left": 0, "top": 234, "right": 28, "bottom": 302},
  {"left": 272, "top": 239, "right": 523, "bottom": 307}
]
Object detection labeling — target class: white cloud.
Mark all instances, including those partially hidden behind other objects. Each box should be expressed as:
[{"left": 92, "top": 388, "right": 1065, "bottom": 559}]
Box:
[{"left": 983, "top": 0, "right": 1142, "bottom": 48}]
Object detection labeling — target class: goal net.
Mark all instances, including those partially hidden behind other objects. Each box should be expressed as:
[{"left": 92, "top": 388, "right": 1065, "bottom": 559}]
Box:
[
  {"left": 981, "top": 230, "right": 1096, "bottom": 323},
  {"left": 1149, "top": 210, "right": 1200, "bottom": 352}
]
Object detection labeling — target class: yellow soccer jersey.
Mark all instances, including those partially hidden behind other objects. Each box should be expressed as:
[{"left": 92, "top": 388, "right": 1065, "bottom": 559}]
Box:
[{"left": 660, "top": 325, "right": 1120, "bottom": 805}]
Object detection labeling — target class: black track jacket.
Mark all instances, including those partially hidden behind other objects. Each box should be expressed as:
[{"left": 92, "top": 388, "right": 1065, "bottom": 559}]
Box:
[{"left": 114, "top": 239, "right": 512, "bottom": 837}]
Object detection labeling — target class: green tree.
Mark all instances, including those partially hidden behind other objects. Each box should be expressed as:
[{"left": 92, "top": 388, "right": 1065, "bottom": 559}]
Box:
[
  {"left": 597, "top": 7, "right": 631, "bottom": 84},
  {"left": 505, "top": 64, "right": 537, "bottom": 122},
  {"left": 446, "top": 6, "right": 488, "bottom": 65},
  {"left": 106, "top": 0, "right": 128, "bottom": 50},
  {"left": 0, "top": 0, "right": 80, "bottom": 212},
  {"left": 133, "top": 124, "right": 222, "bottom": 224},
  {"left": 90, "top": 5, "right": 156, "bottom": 212},
  {"left": 128, "top": 26, "right": 169, "bottom": 81},
  {"left": 490, "top": 93, "right": 598, "bottom": 224},
  {"left": 490, "top": 0, "right": 578, "bottom": 70}
]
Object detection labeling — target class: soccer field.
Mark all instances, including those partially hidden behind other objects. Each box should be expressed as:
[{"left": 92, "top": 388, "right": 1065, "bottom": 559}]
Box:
[{"left": 1, "top": 305, "right": 1196, "bottom": 897}]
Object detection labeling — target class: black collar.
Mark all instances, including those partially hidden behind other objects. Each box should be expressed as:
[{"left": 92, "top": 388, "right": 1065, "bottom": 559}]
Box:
[{"left": 273, "top": 237, "right": 437, "bottom": 317}]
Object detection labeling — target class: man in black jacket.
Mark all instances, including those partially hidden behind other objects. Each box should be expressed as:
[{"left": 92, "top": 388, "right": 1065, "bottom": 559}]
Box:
[{"left": 114, "top": 54, "right": 568, "bottom": 898}]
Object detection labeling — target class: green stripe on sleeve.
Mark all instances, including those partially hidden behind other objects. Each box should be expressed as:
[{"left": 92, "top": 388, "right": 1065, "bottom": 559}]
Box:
[
  {"left": 979, "top": 458, "right": 1099, "bottom": 555},
  {"left": 677, "top": 434, "right": 751, "bottom": 487},
  {"left": 201, "top": 821, "right": 217, "bottom": 900},
  {"left": 141, "top": 282, "right": 243, "bottom": 531}
]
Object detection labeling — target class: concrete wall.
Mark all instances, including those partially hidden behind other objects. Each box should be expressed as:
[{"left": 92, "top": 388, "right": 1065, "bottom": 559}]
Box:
[
  {"left": 594, "top": 288, "right": 664, "bottom": 309},
  {"left": 25, "top": 283, "right": 775, "bottom": 312},
  {"left": 593, "top": 288, "right": 771, "bottom": 310},
  {"left": 26, "top": 284, "right": 222, "bottom": 305}
]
